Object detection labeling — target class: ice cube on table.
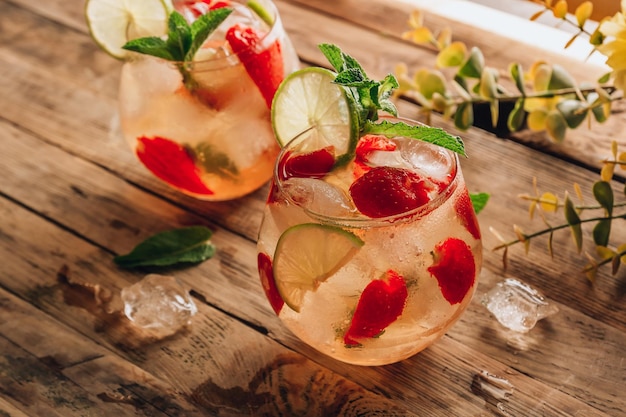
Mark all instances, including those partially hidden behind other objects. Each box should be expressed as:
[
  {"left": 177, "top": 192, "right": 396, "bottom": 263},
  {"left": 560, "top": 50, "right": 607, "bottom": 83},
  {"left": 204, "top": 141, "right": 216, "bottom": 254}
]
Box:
[
  {"left": 481, "top": 277, "right": 559, "bottom": 333},
  {"left": 121, "top": 274, "right": 198, "bottom": 335}
]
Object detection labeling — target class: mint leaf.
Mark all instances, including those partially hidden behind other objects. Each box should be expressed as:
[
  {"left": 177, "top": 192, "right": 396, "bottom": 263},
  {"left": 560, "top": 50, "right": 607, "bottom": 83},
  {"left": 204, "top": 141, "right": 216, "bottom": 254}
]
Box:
[
  {"left": 362, "top": 120, "right": 466, "bottom": 156},
  {"left": 319, "top": 43, "right": 466, "bottom": 156},
  {"left": 123, "top": 37, "right": 175, "bottom": 61},
  {"left": 194, "top": 143, "right": 239, "bottom": 179},
  {"left": 114, "top": 226, "right": 216, "bottom": 268},
  {"left": 166, "top": 11, "right": 192, "bottom": 61},
  {"left": 122, "top": 9, "right": 233, "bottom": 94},
  {"left": 318, "top": 43, "right": 347, "bottom": 72},
  {"left": 469, "top": 192, "right": 490, "bottom": 214},
  {"left": 187, "top": 8, "right": 233, "bottom": 61}
]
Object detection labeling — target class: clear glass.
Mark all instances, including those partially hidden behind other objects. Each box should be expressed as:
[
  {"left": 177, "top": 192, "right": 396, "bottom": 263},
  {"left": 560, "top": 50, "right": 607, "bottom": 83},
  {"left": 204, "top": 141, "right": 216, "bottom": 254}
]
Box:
[
  {"left": 257, "top": 117, "right": 483, "bottom": 365},
  {"left": 118, "top": 0, "right": 300, "bottom": 200}
]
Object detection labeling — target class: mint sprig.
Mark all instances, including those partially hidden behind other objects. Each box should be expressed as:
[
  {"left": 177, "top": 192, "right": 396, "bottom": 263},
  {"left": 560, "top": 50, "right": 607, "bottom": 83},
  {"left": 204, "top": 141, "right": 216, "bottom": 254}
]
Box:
[
  {"left": 318, "top": 43, "right": 466, "bottom": 157},
  {"left": 122, "top": 9, "right": 233, "bottom": 91}
]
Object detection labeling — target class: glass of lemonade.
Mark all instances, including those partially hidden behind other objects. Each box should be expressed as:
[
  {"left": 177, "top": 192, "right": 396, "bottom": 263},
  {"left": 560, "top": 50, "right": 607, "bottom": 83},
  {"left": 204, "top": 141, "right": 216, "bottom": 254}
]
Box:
[
  {"left": 118, "top": 0, "right": 300, "bottom": 200},
  {"left": 257, "top": 116, "right": 482, "bottom": 366}
]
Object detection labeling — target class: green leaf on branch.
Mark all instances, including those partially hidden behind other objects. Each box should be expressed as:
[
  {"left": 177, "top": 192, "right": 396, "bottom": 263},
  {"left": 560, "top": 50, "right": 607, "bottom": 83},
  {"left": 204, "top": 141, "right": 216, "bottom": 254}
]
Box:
[
  {"left": 557, "top": 99, "right": 588, "bottom": 128},
  {"left": 548, "top": 64, "right": 576, "bottom": 90},
  {"left": 593, "top": 180, "right": 614, "bottom": 215},
  {"left": 114, "top": 226, "right": 216, "bottom": 268},
  {"left": 509, "top": 62, "right": 526, "bottom": 95},
  {"left": 508, "top": 98, "right": 526, "bottom": 132},
  {"left": 546, "top": 111, "right": 567, "bottom": 143},
  {"left": 458, "top": 47, "right": 484, "bottom": 78},
  {"left": 593, "top": 219, "right": 611, "bottom": 247},
  {"left": 454, "top": 102, "right": 474, "bottom": 130},
  {"left": 564, "top": 193, "right": 583, "bottom": 252}
]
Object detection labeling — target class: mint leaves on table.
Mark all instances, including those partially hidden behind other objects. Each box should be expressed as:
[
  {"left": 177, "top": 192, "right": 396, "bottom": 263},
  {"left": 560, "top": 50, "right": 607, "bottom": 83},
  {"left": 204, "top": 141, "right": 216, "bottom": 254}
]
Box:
[
  {"left": 318, "top": 43, "right": 466, "bottom": 157},
  {"left": 122, "top": 8, "right": 233, "bottom": 90},
  {"left": 114, "top": 226, "right": 216, "bottom": 269}
]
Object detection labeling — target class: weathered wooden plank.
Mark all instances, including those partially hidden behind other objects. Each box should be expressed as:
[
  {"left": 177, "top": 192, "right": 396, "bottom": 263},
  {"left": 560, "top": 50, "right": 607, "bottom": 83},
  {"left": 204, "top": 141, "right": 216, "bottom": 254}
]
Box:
[
  {"left": 0, "top": 203, "right": 420, "bottom": 416},
  {"left": 3, "top": 115, "right": 623, "bottom": 414},
  {"left": 2, "top": 0, "right": 625, "bottom": 414}
]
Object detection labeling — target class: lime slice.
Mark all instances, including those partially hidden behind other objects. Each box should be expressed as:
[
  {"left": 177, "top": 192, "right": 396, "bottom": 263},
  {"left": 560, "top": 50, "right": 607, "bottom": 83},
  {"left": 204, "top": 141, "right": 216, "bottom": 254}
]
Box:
[
  {"left": 273, "top": 223, "right": 364, "bottom": 312},
  {"left": 85, "top": 0, "right": 170, "bottom": 59},
  {"left": 271, "top": 67, "right": 359, "bottom": 156}
]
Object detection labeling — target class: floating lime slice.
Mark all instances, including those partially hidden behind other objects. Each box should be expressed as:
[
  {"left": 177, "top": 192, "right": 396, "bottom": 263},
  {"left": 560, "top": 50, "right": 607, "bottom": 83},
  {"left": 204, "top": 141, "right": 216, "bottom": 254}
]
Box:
[
  {"left": 271, "top": 67, "right": 359, "bottom": 158},
  {"left": 273, "top": 223, "right": 364, "bottom": 312},
  {"left": 85, "top": 0, "right": 170, "bottom": 59}
]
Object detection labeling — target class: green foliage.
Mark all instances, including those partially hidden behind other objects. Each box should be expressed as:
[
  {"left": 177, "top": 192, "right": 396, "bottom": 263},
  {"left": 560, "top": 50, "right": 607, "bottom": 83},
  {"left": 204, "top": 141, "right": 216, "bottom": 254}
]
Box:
[
  {"left": 318, "top": 44, "right": 466, "bottom": 157},
  {"left": 492, "top": 141, "right": 626, "bottom": 282},
  {"left": 398, "top": 4, "right": 619, "bottom": 141},
  {"left": 122, "top": 9, "right": 232, "bottom": 90}
]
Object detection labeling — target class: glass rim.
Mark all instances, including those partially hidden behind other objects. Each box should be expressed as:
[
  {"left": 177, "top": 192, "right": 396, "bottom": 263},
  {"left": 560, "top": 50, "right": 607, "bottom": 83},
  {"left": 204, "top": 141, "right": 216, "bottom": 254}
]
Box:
[
  {"left": 134, "top": 0, "right": 283, "bottom": 71},
  {"left": 274, "top": 117, "right": 461, "bottom": 228}
]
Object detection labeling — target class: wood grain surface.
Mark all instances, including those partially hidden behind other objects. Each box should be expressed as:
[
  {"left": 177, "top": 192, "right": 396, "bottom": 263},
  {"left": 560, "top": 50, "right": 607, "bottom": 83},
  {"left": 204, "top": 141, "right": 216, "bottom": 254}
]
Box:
[{"left": 1, "top": 0, "right": 624, "bottom": 415}]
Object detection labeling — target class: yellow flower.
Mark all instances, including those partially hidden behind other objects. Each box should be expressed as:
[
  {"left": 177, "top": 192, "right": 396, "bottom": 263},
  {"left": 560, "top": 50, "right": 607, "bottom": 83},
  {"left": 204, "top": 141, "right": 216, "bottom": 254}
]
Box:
[
  {"left": 401, "top": 10, "right": 435, "bottom": 45},
  {"left": 597, "top": 0, "right": 626, "bottom": 89}
]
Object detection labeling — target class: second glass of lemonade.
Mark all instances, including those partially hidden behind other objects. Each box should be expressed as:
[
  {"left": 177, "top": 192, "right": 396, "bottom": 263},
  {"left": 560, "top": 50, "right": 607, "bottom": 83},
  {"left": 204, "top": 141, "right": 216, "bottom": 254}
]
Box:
[
  {"left": 118, "top": 0, "right": 300, "bottom": 200},
  {"left": 257, "top": 117, "right": 483, "bottom": 366}
]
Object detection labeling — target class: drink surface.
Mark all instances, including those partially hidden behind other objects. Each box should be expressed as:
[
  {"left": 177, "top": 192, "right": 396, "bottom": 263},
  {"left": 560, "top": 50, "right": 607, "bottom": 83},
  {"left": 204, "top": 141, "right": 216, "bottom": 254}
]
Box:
[
  {"left": 118, "top": 0, "right": 300, "bottom": 200},
  {"left": 257, "top": 131, "right": 482, "bottom": 365}
]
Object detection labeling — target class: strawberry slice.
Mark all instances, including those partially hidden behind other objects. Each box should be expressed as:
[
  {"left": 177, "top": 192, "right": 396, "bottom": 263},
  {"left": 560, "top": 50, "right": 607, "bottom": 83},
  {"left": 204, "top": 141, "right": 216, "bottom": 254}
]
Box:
[
  {"left": 455, "top": 188, "right": 481, "bottom": 240},
  {"left": 226, "top": 24, "right": 284, "bottom": 108},
  {"left": 353, "top": 134, "right": 397, "bottom": 179},
  {"left": 427, "top": 238, "right": 476, "bottom": 305},
  {"left": 176, "top": 0, "right": 230, "bottom": 18},
  {"left": 349, "top": 166, "right": 433, "bottom": 218},
  {"left": 281, "top": 146, "right": 335, "bottom": 180},
  {"left": 136, "top": 136, "right": 213, "bottom": 195},
  {"left": 344, "top": 270, "right": 408, "bottom": 347},
  {"left": 257, "top": 252, "right": 284, "bottom": 314}
]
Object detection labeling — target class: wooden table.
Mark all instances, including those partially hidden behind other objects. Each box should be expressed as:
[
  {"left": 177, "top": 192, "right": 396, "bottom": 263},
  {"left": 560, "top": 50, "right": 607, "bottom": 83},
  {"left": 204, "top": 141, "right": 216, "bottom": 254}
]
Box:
[{"left": 2, "top": 0, "right": 625, "bottom": 415}]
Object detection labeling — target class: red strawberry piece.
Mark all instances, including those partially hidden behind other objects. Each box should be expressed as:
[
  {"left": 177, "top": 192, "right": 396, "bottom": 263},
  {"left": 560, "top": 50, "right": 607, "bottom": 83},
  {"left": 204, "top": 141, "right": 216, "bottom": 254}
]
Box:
[
  {"left": 257, "top": 252, "right": 284, "bottom": 314},
  {"left": 344, "top": 270, "right": 408, "bottom": 347},
  {"left": 266, "top": 180, "right": 281, "bottom": 204},
  {"left": 226, "top": 24, "right": 284, "bottom": 108},
  {"left": 281, "top": 146, "right": 335, "bottom": 180},
  {"left": 355, "top": 135, "right": 397, "bottom": 162},
  {"left": 455, "top": 188, "right": 481, "bottom": 240},
  {"left": 353, "top": 134, "right": 397, "bottom": 179},
  {"left": 136, "top": 136, "right": 213, "bottom": 195},
  {"left": 349, "top": 166, "right": 433, "bottom": 218},
  {"left": 427, "top": 238, "right": 476, "bottom": 305},
  {"left": 176, "top": 0, "right": 230, "bottom": 18}
]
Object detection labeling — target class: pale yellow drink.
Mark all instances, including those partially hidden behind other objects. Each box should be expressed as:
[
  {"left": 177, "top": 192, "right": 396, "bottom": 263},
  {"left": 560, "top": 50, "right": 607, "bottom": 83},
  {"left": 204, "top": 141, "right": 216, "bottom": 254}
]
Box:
[
  {"left": 118, "top": 0, "right": 300, "bottom": 200},
  {"left": 257, "top": 119, "right": 482, "bottom": 366}
]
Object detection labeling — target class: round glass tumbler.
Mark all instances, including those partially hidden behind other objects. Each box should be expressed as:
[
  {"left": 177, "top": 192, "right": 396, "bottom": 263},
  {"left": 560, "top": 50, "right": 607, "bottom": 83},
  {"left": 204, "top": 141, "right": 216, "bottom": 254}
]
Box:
[
  {"left": 118, "top": 0, "right": 300, "bottom": 200},
  {"left": 257, "top": 118, "right": 483, "bottom": 365}
]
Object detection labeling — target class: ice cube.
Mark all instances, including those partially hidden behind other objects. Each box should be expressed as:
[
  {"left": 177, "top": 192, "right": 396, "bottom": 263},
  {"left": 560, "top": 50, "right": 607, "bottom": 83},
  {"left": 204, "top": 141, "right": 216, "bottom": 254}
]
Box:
[
  {"left": 282, "top": 177, "right": 356, "bottom": 217},
  {"left": 481, "top": 278, "right": 559, "bottom": 333},
  {"left": 400, "top": 140, "right": 453, "bottom": 182},
  {"left": 366, "top": 150, "right": 411, "bottom": 169},
  {"left": 121, "top": 274, "right": 198, "bottom": 335}
]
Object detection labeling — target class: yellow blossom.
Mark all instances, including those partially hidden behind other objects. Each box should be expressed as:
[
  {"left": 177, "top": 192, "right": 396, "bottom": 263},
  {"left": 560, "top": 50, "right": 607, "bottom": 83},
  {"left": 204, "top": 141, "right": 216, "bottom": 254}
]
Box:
[{"left": 597, "top": 0, "right": 626, "bottom": 90}]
